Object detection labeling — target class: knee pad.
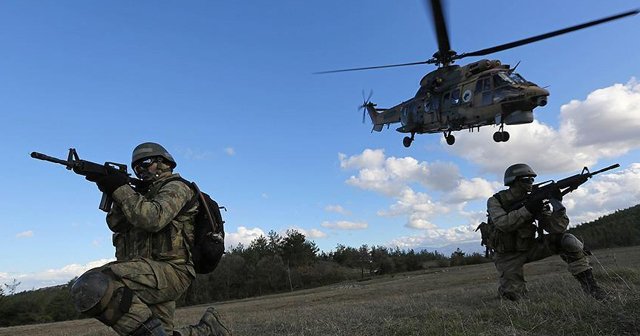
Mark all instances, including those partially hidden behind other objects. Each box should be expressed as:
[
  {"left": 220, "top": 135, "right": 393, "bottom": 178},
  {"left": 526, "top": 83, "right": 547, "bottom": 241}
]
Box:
[
  {"left": 560, "top": 233, "right": 584, "bottom": 253},
  {"left": 70, "top": 270, "right": 134, "bottom": 326},
  {"left": 70, "top": 271, "right": 115, "bottom": 315}
]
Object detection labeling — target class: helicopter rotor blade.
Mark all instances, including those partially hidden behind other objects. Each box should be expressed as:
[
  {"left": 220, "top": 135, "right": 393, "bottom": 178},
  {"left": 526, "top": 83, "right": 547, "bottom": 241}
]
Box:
[
  {"left": 429, "top": 0, "right": 453, "bottom": 64},
  {"left": 455, "top": 8, "right": 639, "bottom": 60},
  {"left": 314, "top": 60, "right": 431, "bottom": 74}
]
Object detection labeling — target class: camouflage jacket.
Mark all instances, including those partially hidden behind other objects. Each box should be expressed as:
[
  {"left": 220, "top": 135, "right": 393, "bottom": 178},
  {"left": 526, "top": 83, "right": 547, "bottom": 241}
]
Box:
[
  {"left": 107, "top": 173, "right": 198, "bottom": 276},
  {"left": 487, "top": 188, "right": 568, "bottom": 252}
]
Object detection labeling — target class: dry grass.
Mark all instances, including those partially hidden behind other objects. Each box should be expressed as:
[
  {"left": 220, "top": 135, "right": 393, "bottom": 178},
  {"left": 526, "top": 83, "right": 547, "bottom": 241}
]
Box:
[{"left": 2, "top": 246, "right": 639, "bottom": 336}]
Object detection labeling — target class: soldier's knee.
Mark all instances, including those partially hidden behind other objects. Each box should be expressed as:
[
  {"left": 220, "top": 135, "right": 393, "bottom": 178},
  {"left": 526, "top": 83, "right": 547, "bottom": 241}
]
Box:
[
  {"left": 70, "top": 271, "right": 134, "bottom": 326},
  {"left": 560, "top": 233, "right": 584, "bottom": 253}
]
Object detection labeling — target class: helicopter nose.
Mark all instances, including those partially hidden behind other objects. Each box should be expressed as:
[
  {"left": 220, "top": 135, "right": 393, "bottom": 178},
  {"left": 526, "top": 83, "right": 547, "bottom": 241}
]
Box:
[{"left": 528, "top": 87, "right": 549, "bottom": 107}]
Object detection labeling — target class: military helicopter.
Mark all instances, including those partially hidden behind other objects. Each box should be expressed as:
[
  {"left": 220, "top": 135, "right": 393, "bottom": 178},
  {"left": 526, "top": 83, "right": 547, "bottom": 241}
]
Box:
[{"left": 317, "top": 1, "right": 638, "bottom": 147}]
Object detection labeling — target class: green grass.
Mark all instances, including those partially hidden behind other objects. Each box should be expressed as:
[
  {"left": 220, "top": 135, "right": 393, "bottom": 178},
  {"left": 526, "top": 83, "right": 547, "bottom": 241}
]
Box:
[{"left": 1, "top": 246, "right": 639, "bottom": 336}]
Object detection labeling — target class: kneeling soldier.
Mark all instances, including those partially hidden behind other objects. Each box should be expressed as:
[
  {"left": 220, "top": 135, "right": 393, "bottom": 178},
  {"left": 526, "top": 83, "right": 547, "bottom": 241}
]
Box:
[
  {"left": 70, "top": 142, "right": 230, "bottom": 336},
  {"left": 487, "top": 163, "right": 606, "bottom": 301}
]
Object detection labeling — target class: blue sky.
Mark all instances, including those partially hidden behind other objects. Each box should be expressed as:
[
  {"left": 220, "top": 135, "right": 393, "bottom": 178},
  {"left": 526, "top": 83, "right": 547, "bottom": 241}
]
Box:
[{"left": 1, "top": 1, "right": 639, "bottom": 291}]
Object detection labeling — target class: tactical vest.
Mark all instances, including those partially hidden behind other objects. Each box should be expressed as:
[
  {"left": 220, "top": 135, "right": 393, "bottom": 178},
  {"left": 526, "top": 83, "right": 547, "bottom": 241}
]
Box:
[
  {"left": 112, "top": 175, "right": 198, "bottom": 264},
  {"left": 490, "top": 190, "right": 537, "bottom": 253}
]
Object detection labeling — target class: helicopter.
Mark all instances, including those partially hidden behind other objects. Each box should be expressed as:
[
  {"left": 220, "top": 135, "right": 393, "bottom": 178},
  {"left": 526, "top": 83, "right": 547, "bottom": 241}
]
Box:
[{"left": 317, "top": 1, "right": 638, "bottom": 147}]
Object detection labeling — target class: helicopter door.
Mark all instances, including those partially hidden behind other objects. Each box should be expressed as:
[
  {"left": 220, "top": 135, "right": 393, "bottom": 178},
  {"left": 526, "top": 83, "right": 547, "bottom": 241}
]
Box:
[{"left": 474, "top": 76, "right": 492, "bottom": 107}]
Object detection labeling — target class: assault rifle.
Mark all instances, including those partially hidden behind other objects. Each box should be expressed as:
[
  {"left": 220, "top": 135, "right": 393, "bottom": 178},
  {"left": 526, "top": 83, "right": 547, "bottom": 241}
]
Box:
[
  {"left": 509, "top": 163, "right": 620, "bottom": 212},
  {"left": 476, "top": 163, "right": 620, "bottom": 258},
  {"left": 31, "top": 148, "right": 143, "bottom": 212}
]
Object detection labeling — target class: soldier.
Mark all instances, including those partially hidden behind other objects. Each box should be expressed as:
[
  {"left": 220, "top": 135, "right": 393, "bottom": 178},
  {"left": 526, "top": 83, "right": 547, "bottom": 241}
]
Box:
[
  {"left": 487, "top": 163, "right": 606, "bottom": 301},
  {"left": 70, "top": 142, "right": 230, "bottom": 336}
]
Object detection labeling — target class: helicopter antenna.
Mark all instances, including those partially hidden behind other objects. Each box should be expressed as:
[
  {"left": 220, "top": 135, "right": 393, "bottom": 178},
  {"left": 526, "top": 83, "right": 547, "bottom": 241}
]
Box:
[{"left": 510, "top": 61, "right": 521, "bottom": 73}]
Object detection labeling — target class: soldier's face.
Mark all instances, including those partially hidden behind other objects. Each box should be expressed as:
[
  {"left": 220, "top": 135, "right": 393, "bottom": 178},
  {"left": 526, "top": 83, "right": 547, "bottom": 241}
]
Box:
[
  {"left": 134, "top": 158, "right": 159, "bottom": 180},
  {"left": 515, "top": 176, "right": 534, "bottom": 193}
]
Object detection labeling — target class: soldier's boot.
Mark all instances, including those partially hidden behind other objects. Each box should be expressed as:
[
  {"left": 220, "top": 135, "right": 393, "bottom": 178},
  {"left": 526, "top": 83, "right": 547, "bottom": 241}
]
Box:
[
  {"left": 574, "top": 269, "right": 607, "bottom": 300},
  {"left": 173, "top": 307, "right": 231, "bottom": 336},
  {"left": 131, "top": 317, "right": 169, "bottom": 336}
]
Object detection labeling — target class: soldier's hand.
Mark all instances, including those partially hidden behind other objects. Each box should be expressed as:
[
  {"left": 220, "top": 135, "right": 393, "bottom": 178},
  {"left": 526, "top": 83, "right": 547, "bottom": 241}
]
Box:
[
  {"left": 95, "top": 174, "right": 129, "bottom": 195},
  {"left": 524, "top": 198, "right": 544, "bottom": 216},
  {"left": 540, "top": 202, "right": 552, "bottom": 216}
]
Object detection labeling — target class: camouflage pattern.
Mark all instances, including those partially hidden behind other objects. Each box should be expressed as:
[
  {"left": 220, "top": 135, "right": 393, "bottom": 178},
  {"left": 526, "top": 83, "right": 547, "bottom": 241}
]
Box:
[
  {"left": 488, "top": 188, "right": 591, "bottom": 300},
  {"left": 108, "top": 172, "right": 197, "bottom": 269},
  {"left": 76, "top": 172, "right": 199, "bottom": 335}
]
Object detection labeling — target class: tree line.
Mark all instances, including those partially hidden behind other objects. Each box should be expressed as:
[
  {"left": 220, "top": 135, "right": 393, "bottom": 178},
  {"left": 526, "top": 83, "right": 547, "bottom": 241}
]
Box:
[{"left": 1, "top": 203, "right": 637, "bottom": 327}]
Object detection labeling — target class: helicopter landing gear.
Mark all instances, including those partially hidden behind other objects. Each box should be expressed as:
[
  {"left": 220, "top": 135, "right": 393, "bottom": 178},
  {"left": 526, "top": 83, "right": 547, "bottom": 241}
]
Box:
[
  {"left": 493, "top": 124, "right": 510, "bottom": 143},
  {"left": 403, "top": 133, "right": 415, "bottom": 148},
  {"left": 444, "top": 131, "right": 455, "bottom": 145}
]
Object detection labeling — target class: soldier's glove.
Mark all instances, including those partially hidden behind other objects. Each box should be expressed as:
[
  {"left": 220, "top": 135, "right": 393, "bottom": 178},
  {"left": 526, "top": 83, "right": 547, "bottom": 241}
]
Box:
[
  {"left": 524, "top": 198, "right": 544, "bottom": 216},
  {"left": 550, "top": 188, "right": 563, "bottom": 202},
  {"left": 95, "top": 174, "right": 129, "bottom": 195}
]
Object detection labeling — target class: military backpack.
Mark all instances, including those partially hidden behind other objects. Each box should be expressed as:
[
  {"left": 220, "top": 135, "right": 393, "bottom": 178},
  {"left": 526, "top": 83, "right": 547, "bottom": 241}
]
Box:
[{"left": 163, "top": 177, "right": 226, "bottom": 274}]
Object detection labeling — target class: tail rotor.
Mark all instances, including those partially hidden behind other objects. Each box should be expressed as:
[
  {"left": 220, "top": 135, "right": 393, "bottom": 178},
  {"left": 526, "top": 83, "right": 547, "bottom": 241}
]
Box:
[{"left": 359, "top": 90, "right": 374, "bottom": 123}]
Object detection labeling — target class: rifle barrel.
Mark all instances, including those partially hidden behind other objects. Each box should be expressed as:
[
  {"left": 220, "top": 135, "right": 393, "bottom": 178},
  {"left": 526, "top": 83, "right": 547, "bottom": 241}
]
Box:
[
  {"left": 30, "top": 152, "right": 71, "bottom": 166},
  {"left": 591, "top": 163, "right": 620, "bottom": 176}
]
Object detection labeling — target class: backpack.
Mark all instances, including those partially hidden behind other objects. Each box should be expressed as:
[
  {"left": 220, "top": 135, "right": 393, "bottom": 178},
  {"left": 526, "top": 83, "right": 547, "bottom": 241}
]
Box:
[
  {"left": 165, "top": 177, "right": 226, "bottom": 274},
  {"left": 475, "top": 193, "right": 502, "bottom": 258}
]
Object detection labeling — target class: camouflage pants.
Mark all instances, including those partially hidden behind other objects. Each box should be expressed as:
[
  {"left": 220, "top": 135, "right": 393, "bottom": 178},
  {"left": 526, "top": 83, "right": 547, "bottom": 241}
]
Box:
[
  {"left": 494, "top": 233, "right": 591, "bottom": 300},
  {"left": 91, "top": 258, "right": 193, "bottom": 335}
]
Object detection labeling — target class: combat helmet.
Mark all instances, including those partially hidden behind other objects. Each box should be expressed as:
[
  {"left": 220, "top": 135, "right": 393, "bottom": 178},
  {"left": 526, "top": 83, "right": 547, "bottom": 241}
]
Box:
[
  {"left": 504, "top": 163, "right": 536, "bottom": 186},
  {"left": 132, "top": 142, "right": 176, "bottom": 168}
]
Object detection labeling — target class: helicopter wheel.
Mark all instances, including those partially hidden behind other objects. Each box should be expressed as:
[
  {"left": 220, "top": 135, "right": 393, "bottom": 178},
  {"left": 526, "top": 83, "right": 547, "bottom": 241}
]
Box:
[
  {"left": 446, "top": 134, "right": 455, "bottom": 145},
  {"left": 493, "top": 132, "right": 501, "bottom": 142},
  {"left": 403, "top": 136, "right": 413, "bottom": 148},
  {"left": 493, "top": 131, "right": 510, "bottom": 142},
  {"left": 502, "top": 131, "right": 510, "bottom": 142}
]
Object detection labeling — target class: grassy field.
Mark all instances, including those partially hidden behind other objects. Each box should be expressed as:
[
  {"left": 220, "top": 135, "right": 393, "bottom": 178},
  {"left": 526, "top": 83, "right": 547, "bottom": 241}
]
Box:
[{"left": 1, "top": 246, "right": 639, "bottom": 336}]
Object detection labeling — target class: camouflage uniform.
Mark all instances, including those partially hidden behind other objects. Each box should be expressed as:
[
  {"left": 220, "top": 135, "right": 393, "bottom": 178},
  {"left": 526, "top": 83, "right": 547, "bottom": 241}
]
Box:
[
  {"left": 488, "top": 187, "right": 591, "bottom": 300},
  {"left": 79, "top": 172, "right": 197, "bottom": 335},
  {"left": 71, "top": 143, "right": 231, "bottom": 335}
]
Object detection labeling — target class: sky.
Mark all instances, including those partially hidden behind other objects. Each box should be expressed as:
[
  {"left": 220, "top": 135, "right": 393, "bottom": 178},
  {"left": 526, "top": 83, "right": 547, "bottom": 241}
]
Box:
[{"left": 1, "top": 0, "right": 639, "bottom": 291}]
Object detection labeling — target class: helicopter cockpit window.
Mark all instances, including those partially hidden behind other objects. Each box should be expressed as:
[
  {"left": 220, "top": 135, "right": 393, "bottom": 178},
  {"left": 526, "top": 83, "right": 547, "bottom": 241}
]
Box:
[
  {"left": 475, "top": 77, "right": 491, "bottom": 93},
  {"left": 451, "top": 89, "right": 460, "bottom": 105},
  {"left": 494, "top": 72, "right": 514, "bottom": 87},
  {"left": 509, "top": 73, "right": 527, "bottom": 84}
]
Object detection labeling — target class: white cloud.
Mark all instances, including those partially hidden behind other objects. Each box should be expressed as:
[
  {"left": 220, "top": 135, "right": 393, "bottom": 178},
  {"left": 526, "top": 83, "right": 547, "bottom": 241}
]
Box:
[
  {"left": 0, "top": 258, "right": 115, "bottom": 291},
  {"left": 388, "top": 223, "right": 481, "bottom": 249},
  {"left": 324, "top": 204, "right": 351, "bottom": 215},
  {"left": 224, "top": 147, "right": 235, "bottom": 156},
  {"left": 445, "top": 178, "right": 499, "bottom": 203},
  {"left": 16, "top": 230, "right": 33, "bottom": 238},
  {"left": 225, "top": 226, "right": 266, "bottom": 248},
  {"left": 321, "top": 220, "right": 368, "bottom": 230},
  {"left": 288, "top": 227, "right": 328, "bottom": 239},
  {"left": 178, "top": 147, "right": 215, "bottom": 161},
  {"left": 339, "top": 149, "right": 461, "bottom": 196}
]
